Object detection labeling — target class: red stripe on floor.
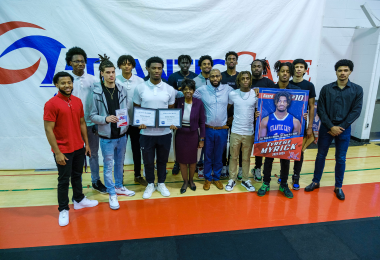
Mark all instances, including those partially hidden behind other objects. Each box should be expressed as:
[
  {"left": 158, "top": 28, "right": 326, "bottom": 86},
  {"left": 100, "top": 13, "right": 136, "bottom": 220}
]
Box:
[{"left": 1, "top": 182, "right": 380, "bottom": 249}]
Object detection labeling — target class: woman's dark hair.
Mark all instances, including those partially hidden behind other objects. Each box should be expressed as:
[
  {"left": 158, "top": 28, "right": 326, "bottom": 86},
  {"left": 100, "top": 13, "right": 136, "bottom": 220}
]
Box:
[
  {"left": 274, "top": 91, "right": 292, "bottom": 108},
  {"left": 98, "top": 54, "right": 115, "bottom": 87},
  {"left": 225, "top": 51, "right": 238, "bottom": 61},
  {"left": 117, "top": 55, "right": 136, "bottom": 68},
  {"left": 178, "top": 55, "right": 192, "bottom": 64},
  {"left": 146, "top": 56, "right": 164, "bottom": 68},
  {"left": 65, "top": 47, "right": 87, "bottom": 66},
  {"left": 53, "top": 71, "right": 74, "bottom": 85},
  {"left": 334, "top": 59, "right": 354, "bottom": 71},
  {"left": 274, "top": 61, "right": 294, "bottom": 76},
  {"left": 251, "top": 58, "right": 270, "bottom": 75},
  {"left": 292, "top": 58, "right": 308, "bottom": 70},
  {"left": 236, "top": 71, "right": 252, "bottom": 87},
  {"left": 198, "top": 55, "right": 213, "bottom": 67},
  {"left": 180, "top": 78, "right": 196, "bottom": 91}
]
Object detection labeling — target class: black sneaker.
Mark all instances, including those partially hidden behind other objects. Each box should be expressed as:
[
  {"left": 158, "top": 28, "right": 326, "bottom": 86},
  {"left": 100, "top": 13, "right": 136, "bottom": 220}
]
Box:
[
  {"left": 279, "top": 183, "right": 293, "bottom": 199},
  {"left": 172, "top": 161, "right": 180, "bottom": 175},
  {"left": 92, "top": 180, "right": 107, "bottom": 194},
  {"left": 292, "top": 174, "right": 300, "bottom": 190}
]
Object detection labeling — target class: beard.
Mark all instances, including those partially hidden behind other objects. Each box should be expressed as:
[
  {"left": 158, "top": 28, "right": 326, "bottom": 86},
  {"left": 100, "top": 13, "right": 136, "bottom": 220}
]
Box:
[
  {"left": 211, "top": 81, "right": 220, "bottom": 88},
  {"left": 59, "top": 89, "right": 72, "bottom": 96},
  {"left": 277, "top": 108, "right": 286, "bottom": 113}
]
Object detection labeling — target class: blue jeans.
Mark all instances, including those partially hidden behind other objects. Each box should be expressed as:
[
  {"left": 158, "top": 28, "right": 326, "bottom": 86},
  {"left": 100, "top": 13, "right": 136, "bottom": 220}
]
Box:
[
  {"left": 100, "top": 135, "right": 127, "bottom": 196},
  {"left": 87, "top": 125, "right": 100, "bottom": 183},
  {"left": 204, "top": 128, "right": 228, "bottom": 181},
  {"left": 313, "top": 124, "right": 351, "bottom": 188}
]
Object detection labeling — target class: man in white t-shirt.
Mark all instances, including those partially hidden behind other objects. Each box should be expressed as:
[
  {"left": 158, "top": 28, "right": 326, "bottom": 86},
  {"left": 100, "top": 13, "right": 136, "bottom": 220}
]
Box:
[
  {"left": 116, "top": 55, "right": 147, "bottom": 186},
  {"left": 133, "top": 57, "right": 177, "bottom": 199},
  {"left": 66, "top": 47, "right": 106, "bottom": 194},
  {"left": 225, "top": 71, "right": 258, "bottom": 192}
]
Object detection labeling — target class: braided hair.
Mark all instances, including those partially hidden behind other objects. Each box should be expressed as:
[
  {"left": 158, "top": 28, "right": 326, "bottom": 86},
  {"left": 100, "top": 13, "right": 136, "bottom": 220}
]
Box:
[
  {"left": 97, "top": 54, "right": 115, "bottom": 88},
  {"left": 274, "top": 60, "right": 294, "bottom": 76},
  {"left": 251, "top": 58, "right": 270, "bottom": 75}
]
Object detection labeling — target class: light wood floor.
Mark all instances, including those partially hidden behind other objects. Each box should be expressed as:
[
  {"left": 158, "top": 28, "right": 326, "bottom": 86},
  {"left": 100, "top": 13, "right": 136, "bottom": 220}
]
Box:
[{"left": 0, "top": 143, "right": 379, "bottom": 208}]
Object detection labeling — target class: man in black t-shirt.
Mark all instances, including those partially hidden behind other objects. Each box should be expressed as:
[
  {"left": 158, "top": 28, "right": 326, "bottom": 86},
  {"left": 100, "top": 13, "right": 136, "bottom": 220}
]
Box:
[
  {"left": 221, "top": 51, "right": 240, "bottom": 179},
  {"left": 289, "top": 59, "right": 316, "bottom": 190},
  {"left": 250, "top": 58, "right": 276, "bottom": 182},
  {"left": 168, "top": 54, "right": 197, "bottom": 90}
]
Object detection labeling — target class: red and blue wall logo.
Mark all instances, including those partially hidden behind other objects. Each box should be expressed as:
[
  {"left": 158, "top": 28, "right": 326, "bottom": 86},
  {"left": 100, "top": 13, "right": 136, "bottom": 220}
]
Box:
[{"left": 0, "top": 21, "right": 65, "bottom": 86}]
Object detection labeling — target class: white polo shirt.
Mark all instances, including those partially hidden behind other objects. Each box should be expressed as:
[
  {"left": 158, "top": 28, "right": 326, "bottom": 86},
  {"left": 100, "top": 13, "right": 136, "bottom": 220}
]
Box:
[
  {"left": 70, "top": 71, "right": 97, "bottom": 126},
  {"left": 133, "top": 80, "right": 176, "bottom": 136},
  {"left": 116, "top": 74, "right": 144, "bottom": 125},
  {"left": 228, "top": 89, "right": 258, "bottom": 136}
]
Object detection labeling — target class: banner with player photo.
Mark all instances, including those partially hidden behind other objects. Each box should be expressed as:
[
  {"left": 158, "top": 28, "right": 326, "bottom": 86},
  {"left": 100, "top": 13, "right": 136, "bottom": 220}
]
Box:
[
  {"left": 312, "top": 102, "right": 321, "bottom": 144},
  {"left": 253, "top": 88, "right": 309, "bottom": 161}
]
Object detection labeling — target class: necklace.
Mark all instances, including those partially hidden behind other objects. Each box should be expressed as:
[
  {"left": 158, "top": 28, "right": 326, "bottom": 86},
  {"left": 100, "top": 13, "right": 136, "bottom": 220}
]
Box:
[
  {"left": 239, "top": 89, "right": 251, "bottom": 100},
  {"left": 105, "top": 86, "right": 116, "bottom": 99},
  {"left": 63, "top": 98, "right": 71, "bottom": 107}
]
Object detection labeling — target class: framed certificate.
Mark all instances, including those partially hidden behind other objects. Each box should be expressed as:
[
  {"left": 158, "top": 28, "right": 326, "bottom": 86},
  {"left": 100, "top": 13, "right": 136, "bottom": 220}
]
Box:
[
  {"left": 157, "top": 108, "right": 182, "bottom": 128},
  {"left": 132, "top": 107, "right": 157, "bottom": 127}
]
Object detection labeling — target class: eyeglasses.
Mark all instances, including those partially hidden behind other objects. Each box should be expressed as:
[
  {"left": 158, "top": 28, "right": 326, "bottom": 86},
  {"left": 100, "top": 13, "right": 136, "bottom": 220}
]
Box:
[{"left": 71, "top": 60, "right": 86, "bottom": 64}]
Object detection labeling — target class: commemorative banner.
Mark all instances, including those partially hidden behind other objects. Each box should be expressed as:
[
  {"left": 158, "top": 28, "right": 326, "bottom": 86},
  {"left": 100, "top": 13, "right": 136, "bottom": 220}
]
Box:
[
  {"left": 312, "top": 102, "right": 321, "bottom": 144},
  {"left": 253, "top": 88, "right": 309, "bottom": 161}
]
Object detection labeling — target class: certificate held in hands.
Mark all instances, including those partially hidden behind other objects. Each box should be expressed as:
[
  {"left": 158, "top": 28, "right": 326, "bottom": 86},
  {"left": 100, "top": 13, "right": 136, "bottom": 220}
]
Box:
[
  {"left": 132, "top": 107, "right": 157, "bottom": 127},
  {"left": 158, "top": 108, "right": 182, "bottom": 128}
]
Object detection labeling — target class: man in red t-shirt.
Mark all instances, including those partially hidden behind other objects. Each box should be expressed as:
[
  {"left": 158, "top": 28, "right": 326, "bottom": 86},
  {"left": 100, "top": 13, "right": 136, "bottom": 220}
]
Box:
[{"left": 44, "top": 71, "right": 98, "bottom": 227}]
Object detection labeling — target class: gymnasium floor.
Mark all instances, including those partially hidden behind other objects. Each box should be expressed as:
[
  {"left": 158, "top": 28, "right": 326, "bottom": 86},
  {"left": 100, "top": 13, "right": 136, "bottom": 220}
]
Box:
[{"left": 1, "top": 142, "right": 380, "bottom": 259}]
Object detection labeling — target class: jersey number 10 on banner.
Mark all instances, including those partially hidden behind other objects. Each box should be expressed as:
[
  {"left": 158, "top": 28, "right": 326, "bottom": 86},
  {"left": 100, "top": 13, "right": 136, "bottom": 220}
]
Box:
[{"left": 253, "top": 88, "right": 309, "bottom": 161}]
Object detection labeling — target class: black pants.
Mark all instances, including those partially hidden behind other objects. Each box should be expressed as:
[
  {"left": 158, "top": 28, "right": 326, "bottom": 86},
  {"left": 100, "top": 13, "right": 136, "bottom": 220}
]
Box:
[
  {"left": 292, "top": 151, "right": 304, "bottom": 179},
  {"left": 140, "top": 133, "right": 172, "bottom": 184},
  {"left": 55, "top": 147, "right": 85, "bottom": 212},
  {"left": 255, "top": 156, "right": 263, "bottom": 168},
  {"left": 127, "top": 126, "right": 142, "bottom": 177},
  {"left": 263, "top": 157, "right": 290, "bottom": 185}
]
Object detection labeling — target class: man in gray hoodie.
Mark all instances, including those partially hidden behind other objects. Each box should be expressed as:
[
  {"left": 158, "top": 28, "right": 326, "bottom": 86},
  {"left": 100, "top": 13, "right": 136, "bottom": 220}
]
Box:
[{"left": 90, "top": 56, "right": 135, "bottom": 210}]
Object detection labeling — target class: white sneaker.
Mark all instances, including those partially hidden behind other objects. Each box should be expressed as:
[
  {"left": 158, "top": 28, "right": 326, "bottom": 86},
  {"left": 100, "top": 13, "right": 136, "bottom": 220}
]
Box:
[
  {"left": 157, "top": 183, "right": 170, "bottom": 197},
  {"left": 109, "top": 195, "right": 120, "bottom": 210},
  {"left": 73, "top": 197, "right": 98, "bottom": 210},
  {"left": 237, "top": 167, "right": 243, "bottom": 180},
  {"left": 116, "top": 186, "right": 135, "bottom": 197},
  {"left": 143, "top": 183, "right": 156, "bottom": 199},
  {"left": 59, "top": 209, "right": 69, "bottom": 227},
  {"left": 241, "top": 180, "right": 256, "bottom": 192},
  {"left": 225, "top": 179, "right": 236, "bottom": 192}
]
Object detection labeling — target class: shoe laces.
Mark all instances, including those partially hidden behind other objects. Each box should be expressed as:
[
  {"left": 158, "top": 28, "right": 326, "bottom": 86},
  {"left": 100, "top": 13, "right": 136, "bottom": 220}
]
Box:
[
  {"left": 158, "top": 183, "right": 168, "bottom": 190},
  {"left": 61, "top": 210, "right": 68, "bottom": 217},
  {"left": 244, "top": 180, "right": 253, "bottom": 187},
  {"left": 227, "top": 179, "right": 234, "bottom": 187},
  {"left": 110, "top": 195, "right": 117, "bottom": 201}
]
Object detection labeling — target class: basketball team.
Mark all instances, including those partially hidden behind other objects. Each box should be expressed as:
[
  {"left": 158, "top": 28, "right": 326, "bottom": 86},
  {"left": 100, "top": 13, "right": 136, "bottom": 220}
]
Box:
[{"left": 43, "top": 48, "right": 363, "bottom": 226}]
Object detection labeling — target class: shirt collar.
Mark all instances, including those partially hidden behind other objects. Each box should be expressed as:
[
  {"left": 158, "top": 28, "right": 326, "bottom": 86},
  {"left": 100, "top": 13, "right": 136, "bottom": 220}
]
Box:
[
  {"left": 70, "top": 70, "right": 87, "bottom": 80},
  {"left": 207, "top": 83, "right": 224, "bottom": 92},
  {"left": 57, "top": 91, "right": 71, "bottom": 101},
  {"left": 333, "top": 79, "right": 351, "bottom": 88},
  {"left": 146, "top": 79, "right": 163, "bottom": 88},
  {"left": 120, "top": 74, "right": 134, "bottom": 83}
]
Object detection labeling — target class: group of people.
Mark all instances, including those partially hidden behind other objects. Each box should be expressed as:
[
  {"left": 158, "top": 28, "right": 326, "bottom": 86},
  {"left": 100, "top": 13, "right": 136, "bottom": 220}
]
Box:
[{"left": 43, "top": 47, "right": 363, "bottom": 227}]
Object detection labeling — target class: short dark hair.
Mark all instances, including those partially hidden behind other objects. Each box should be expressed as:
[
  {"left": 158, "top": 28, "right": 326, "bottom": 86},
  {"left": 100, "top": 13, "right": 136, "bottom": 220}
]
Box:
[
  {"left": 334, "top": 59, "right": 354, "bottom": 71},
  {"left": 236, "top": 71, "right": 252, "bottom": 87},
  {"left": 65, "top": 47, "right": 87, "bottom": 66},
  {"left": 225, "top": 51, "right": 238, "bottom": 61},
  {"left": 274, "top": 61, "right": 294, "bottom": 76},
  {"left": 251, "top": 58, "right": 270, "bottom": 75},
  {"left": 117, "top": 55, "right": 136, "bottom": 68},
  {"left": 53, "top": 71, "right": 74, "bottom": 85},
  {"left": 198, "top": 55, "right": 213, "bottom": 67},
  {"left": 274, "top": 91, "right": 292, "bottom": 108},
  {"left": 178, "top": 55, "right": 192, "bottom": 64},
  {"left": 146, "top": 56, "right": 164, "bottom": 68},
  {"left": 180, "top": 78, "right": 196, "bottom": 91},
  {"left": 292, "top": 59, "right": 308, "bottom": 70}
]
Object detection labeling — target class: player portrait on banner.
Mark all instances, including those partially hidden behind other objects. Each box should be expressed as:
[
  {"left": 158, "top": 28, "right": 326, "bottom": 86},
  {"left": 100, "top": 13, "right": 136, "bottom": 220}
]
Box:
[{"left": 254, "top": 88, "right": 309, "bottom": 161}]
